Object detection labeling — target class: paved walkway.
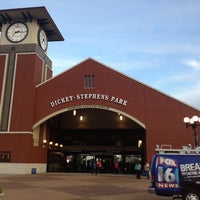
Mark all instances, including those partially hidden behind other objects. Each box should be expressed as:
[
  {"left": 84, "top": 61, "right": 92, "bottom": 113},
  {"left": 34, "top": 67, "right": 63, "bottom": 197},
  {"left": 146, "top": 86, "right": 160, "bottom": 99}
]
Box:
[{"left": 0, "top": 173, "right": 173, "bottom": 200}]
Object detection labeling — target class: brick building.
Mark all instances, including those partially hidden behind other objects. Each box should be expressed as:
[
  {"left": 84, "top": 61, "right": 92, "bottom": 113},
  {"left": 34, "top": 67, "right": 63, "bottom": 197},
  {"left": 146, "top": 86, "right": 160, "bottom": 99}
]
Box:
[{"left": 0, "top": 7, "right": 199, "bottom": 174}]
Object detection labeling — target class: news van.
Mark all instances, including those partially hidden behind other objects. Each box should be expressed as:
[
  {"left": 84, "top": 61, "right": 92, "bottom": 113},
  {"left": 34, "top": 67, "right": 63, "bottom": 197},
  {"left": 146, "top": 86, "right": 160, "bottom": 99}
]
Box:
[{"left": 148, "top": 145, "right": 200, "bottom": 200}]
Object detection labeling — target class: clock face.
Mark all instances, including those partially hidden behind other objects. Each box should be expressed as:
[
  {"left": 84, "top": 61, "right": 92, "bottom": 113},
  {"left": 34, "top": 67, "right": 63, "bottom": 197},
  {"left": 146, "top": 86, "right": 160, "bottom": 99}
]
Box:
[
  {"left": 6, "top": 22, "right": 28, "bottom": 43},
  {"left": 38, "top": 29, "right": 48, "bottom": 51}
]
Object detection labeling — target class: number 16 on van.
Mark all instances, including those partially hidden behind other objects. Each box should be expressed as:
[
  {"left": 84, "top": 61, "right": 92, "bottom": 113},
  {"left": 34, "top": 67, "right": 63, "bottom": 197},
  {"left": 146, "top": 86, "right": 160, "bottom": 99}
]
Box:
[{"left": 156, "top": 157, "right": 179, "bottom": 188}]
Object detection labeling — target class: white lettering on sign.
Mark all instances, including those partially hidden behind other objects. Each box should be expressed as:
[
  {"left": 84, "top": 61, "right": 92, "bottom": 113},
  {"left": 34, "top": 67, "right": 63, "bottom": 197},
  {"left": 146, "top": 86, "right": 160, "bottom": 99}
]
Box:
[
  {"left": 180, "top": 163, "right": 200, "bottom": 172},
  {"left": 50, "top": 95, "right": 73, "bottom": 107},
  {"left": 157, "top": 182, "right": 179, "bottom": 188},
  {"left": 110, "top": 96, "right": 128, "bottom": 106},
  {"left": 50, "top": 93, "right": 128, "bottom": 108},
  {"left": 158, "top": 157, "right": 178, "bottom": 167},
  {"left": 68, "top": 105, "right": 110, "bottom": 110},
  {"left": 76, "top": 93, "right": 109, "bottom": 101}
]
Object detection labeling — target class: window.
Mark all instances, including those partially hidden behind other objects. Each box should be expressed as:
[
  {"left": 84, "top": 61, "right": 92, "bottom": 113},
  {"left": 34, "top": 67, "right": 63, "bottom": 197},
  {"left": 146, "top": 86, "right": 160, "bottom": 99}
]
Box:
[
  {"left": 84, "top": 75, "right": 94, "bottom": 89},
  {"left": 0, "top": 151, "right": 11, "bottom": 162}
]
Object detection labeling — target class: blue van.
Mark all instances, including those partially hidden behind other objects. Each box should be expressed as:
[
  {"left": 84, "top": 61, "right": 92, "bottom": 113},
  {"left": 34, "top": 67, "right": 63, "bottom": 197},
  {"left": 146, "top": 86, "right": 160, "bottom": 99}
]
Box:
[{"left": 148, "top": 145, "right": 200, "bottom": 200}]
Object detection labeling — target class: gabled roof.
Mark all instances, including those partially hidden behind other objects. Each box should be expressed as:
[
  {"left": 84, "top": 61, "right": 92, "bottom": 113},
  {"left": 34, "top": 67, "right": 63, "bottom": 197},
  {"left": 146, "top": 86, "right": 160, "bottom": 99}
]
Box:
[{"left": 49, "top": 58, "right": 200, "bottom": 111}]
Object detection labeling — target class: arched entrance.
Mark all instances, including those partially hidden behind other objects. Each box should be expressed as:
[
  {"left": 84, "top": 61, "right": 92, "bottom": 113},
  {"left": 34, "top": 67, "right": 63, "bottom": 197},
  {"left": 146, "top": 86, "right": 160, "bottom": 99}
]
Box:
[{"left": 46, "top": 107, "right": 146, "bottom": 174}]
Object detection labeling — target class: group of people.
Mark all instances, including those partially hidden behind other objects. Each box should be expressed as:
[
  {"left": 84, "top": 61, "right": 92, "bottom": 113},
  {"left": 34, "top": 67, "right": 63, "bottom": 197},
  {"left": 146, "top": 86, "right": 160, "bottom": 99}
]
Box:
[
  {"left": 135, "top": 162, "right": 150, "bottom": 179},
  {"left": 91, "top": 159, "right": 150, "bottom": 179},
  {"left": 91, "top": 159, "right": 102, "bottom": 175}
]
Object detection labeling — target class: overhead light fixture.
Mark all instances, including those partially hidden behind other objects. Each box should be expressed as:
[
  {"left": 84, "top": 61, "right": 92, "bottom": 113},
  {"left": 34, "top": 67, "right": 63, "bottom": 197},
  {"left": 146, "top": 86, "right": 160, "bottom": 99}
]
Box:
[
  {"left": 73, "top": 110, "right": 76, "bottom": 116},
  {"left": 43, "top": 139, "right": 47, "bottom": 144},
  {"left": 43, "top": 141, "right": 64, "bottom": 149},
  {"left": 138, "top": 140, "right": 142, "bottom": 148},
  {"left": 80, "top": 115, "right": 83, "bottom": 121},
  {"left": 41, "top": 139, "right": 47, "bottom": 147}
]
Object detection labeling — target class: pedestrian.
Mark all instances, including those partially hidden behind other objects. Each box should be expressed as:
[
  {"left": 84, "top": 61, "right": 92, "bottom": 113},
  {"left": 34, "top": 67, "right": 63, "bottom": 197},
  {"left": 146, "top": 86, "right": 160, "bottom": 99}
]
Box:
[
  {"left": 144, "top": 162, "right": 150, "bottom": 179},
  {"left": 97, "top": 160, "right": 102, "bottom": 173},
  {"left": 91, "top": 159, "right": 97, "bottom": 175},
  {"left": 135, "top": 162, "right": 141, "bottom": 179},
  {"left": 114, "top": 162, "right": 119, "bottom": 174}
]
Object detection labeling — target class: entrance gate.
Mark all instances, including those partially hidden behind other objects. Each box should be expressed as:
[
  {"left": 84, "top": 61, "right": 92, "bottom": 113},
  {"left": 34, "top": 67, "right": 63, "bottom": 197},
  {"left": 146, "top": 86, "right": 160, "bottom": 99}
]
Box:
[
  {"left": 46, "top": 108, "right": 145, "bottom": 173},
  {"left": 47, "top": 150, "right": 142, "bottom": 174}
]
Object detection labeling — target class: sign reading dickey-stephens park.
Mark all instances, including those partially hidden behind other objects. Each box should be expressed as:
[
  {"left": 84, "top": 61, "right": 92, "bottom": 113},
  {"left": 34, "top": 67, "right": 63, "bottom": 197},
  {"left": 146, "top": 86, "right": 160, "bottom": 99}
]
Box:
[{"left": 50, "top": 93, "right": 128, "bottom": 107}]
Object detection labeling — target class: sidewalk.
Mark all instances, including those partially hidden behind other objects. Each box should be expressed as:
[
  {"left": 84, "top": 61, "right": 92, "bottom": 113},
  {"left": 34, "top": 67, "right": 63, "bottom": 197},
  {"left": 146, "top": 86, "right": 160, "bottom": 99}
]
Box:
[{"left": 0, "top": 173, "right": 173, "bottom": 200}]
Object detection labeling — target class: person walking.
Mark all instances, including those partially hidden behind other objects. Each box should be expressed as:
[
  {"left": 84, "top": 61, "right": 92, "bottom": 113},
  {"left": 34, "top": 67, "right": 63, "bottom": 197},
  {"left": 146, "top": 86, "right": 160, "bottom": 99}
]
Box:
[
  {"left": 114, "top": 162, "right": 119, "bottom": 174},
  {"left": 91, "top": 159, "right": 97, "bottom": 175},
  {"left": 97, "top": 160, "right": 102, "bottom": 173},
  {"left": 135, "top": 162, "right": 142, "bottom": 179},
  {"left": 144, "top": 162, "right": 150, "bottom": 179}
]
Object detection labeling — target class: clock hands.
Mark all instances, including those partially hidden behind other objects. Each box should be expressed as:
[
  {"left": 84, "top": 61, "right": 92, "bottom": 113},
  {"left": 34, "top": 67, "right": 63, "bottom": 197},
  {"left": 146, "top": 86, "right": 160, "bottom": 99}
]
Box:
[
  {"left": 39, "top": 30, "right": 47, "bottom": 50},
  {"left": 13, "top": 30, "right": 21, "bottom": 36},
  {"left": 7, "top": 22, "right": 28, "bottom": 42}
]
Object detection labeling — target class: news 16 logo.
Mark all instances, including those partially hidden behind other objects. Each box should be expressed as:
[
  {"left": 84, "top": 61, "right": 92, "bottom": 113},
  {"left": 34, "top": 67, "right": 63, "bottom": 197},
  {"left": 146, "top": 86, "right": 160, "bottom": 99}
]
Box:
[{"left": 156, "top": 157, "right": 180, "bottom": 188}]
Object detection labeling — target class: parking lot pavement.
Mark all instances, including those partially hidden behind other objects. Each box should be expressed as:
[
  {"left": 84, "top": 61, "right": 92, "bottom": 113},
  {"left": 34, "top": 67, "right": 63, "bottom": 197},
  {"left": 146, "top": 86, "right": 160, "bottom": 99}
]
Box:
[{"left": 0, "top": 173, "right": 173, "bottom": 200}]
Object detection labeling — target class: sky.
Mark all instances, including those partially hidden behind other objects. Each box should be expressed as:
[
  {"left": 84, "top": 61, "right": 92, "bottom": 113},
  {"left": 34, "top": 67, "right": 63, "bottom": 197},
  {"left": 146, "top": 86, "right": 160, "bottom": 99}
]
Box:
[{"left": 1, "top": 0, "right": 200, "bottom": 110}]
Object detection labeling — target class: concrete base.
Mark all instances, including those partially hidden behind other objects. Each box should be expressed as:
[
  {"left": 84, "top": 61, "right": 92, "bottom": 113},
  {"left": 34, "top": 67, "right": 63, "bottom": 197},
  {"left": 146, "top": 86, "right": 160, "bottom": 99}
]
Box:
[{"left": 0, "top": 163, "right": 47, "bottom": 174}]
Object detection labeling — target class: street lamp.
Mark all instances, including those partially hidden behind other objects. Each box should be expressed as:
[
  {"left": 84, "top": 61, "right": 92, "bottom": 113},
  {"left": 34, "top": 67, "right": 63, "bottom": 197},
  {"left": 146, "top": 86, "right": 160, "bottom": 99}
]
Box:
[{"left": 183, "top": 115, "right": 200, "bottom": 148}]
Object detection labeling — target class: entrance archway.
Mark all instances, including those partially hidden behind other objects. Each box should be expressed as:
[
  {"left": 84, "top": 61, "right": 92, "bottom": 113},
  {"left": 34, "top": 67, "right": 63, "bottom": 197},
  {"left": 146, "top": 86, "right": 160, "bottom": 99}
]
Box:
[{"left": 46, "top": 108, "right": 146, "bottom": 174}]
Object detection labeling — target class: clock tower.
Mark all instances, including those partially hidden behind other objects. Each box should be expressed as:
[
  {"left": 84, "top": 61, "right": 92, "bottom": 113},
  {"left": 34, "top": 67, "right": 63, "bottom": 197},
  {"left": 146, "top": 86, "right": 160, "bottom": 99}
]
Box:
[
  {"left": 0, "top": 7, "right": 64, "bottom": 173},
  {"left": 0, "top": 6, "right": 64, "bottom": 131}
]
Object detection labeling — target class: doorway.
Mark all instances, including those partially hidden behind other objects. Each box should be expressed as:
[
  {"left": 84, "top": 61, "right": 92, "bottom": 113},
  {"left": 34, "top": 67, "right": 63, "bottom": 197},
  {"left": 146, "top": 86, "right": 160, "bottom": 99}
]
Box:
[
  {"left": 46, "top": 108, "right": 146, "bottom": 173},
  {"left": 47, "top": 150, "right": 142, "bottom": 174}
]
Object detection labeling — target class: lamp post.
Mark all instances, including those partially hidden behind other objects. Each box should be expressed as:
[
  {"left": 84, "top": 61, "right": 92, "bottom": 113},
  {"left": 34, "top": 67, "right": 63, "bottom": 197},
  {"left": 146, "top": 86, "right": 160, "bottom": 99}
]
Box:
[{"left": 183, "top": 115, "right": 200, "bottom": 148}]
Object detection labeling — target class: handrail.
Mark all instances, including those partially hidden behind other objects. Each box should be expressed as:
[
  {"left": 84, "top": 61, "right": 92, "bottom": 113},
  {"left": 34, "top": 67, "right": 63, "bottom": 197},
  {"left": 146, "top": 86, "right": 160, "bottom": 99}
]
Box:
[{"left": 155, "top": 144, "right": 200, "bottom": 154}]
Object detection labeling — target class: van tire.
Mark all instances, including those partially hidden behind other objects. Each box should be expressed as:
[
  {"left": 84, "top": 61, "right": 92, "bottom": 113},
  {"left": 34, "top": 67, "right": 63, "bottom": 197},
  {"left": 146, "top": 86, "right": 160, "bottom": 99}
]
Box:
[{"left": 182, "top": 190, "right": 200, "bottom": 200}]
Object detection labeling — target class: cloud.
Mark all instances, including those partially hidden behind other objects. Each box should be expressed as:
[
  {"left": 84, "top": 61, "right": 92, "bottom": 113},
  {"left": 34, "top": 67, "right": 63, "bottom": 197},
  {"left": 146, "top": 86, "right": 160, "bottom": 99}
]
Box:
[
  {"left": 156, "top": 74, "right": 196, "bottom": 85},
  {"left": 183, "top": 59, "right": 200, "bottom": 70},
  {"left": 51, "top": 57, "right": 82, "bottom": 76},
  {"left": 174, "top": 84, "right": 200, "bottom": 109}
]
